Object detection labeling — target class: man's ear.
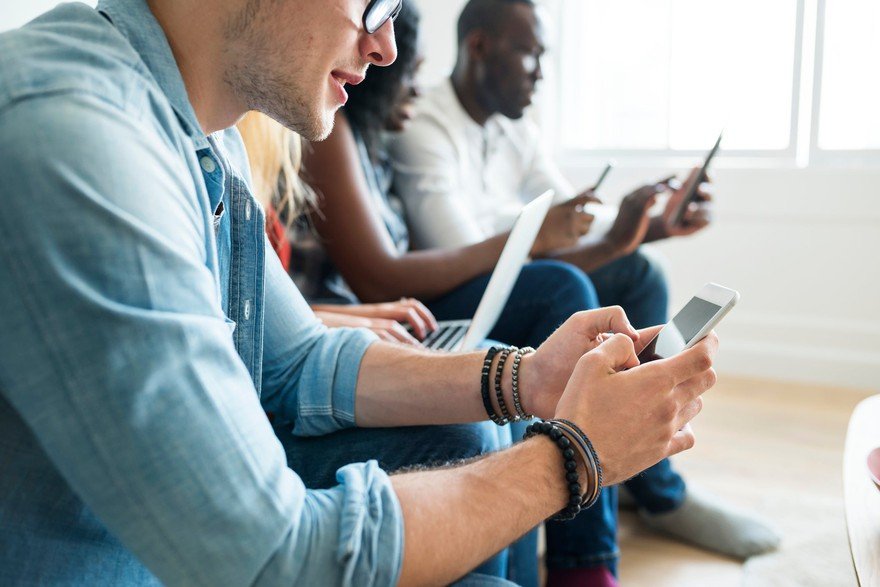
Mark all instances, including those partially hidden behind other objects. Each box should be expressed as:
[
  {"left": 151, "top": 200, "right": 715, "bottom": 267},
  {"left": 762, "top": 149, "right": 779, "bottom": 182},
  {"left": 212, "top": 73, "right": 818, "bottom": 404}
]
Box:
[{"left": 465, "top": 30, "right": 493, "bottom": 62}]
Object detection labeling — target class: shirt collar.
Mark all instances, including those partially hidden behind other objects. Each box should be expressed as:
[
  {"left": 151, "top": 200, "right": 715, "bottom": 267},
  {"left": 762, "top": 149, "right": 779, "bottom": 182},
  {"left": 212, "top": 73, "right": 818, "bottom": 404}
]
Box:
[
  {"left": 97, "top": 0, "right": 209, "bottom": 149},
  {"left": 440, "top": 77, "right": 508, "bottom": 139}
]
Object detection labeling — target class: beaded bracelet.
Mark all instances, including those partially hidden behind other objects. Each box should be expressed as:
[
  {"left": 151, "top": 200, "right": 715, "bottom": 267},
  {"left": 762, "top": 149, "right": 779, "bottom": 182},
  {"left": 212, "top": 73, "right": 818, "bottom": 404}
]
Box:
[
  {"left": 523, "top": 420, "right": 586, "bottom": 521},
  {"left": 480, "top": 347, "right": 506, "bottom": 425},
  {"left": 493, "top": 347, "right": 514, "bottom": 424},
  {"left": 553, "top": 419, "right": 603, "bottom": 509},
  {"left": 511, "top": 346, "right": 535, "bottom": 420}
]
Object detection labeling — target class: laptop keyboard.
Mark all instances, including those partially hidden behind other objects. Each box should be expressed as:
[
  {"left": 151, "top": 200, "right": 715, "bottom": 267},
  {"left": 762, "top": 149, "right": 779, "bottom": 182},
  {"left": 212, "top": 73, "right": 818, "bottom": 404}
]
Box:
[{"left": 421, "top": 321, "right": 470, "bottom": 351}]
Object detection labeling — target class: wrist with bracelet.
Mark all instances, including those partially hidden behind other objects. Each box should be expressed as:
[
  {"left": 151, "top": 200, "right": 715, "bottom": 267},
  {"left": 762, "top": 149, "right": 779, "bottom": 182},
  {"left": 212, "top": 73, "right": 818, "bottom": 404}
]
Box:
[
  {"left": 480, "top": 345, "right": 536, "bottom": 425},
  {"left": 523, "top": 419, "right": 604, "bottom": 520},
  {"left": 478, "top": 348, "right": 603, "bottom": 519}
]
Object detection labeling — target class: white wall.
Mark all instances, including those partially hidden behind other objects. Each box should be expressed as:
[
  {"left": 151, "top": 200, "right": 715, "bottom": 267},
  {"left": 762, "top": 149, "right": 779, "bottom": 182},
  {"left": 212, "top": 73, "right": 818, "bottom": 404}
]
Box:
[{"left": 414, "top": 0, "right": 880, "bottom": 390}]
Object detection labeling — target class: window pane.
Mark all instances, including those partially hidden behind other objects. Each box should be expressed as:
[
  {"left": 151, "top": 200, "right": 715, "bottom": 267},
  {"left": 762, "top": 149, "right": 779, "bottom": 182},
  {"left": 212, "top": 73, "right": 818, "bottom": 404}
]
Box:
[
  {"left": 558, "top": 0, "right": 798, "bottom": 151},
  {"left": 817, "top": 0, "right": 880, "bottom": 150}
]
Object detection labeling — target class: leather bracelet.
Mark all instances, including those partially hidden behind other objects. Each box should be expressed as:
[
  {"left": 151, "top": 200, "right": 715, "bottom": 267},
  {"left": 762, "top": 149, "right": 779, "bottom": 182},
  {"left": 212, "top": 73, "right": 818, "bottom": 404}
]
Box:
[
  {"left": 480, "top": 347, "right": 506, "bottom": 425},
  {"left": 552, "top": 421, "right": 599, "bottom": 508},
  {"left": 511, "top": 346, "right": 535, "bottom": 420},
  {"left": 554, "top": 418, "right": 603, "bottom": 509},
  {"left": 493, "top": 347, "right": 514, "bottom": 424}
]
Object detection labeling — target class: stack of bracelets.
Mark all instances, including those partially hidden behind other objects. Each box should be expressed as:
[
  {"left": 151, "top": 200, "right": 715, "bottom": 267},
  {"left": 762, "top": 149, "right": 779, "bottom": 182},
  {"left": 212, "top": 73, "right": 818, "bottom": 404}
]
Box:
[
  {"left": 481, "top": 346, "right": 604, "bottom": 520},
  {"left": 480, "top": 345, "right": 536, "bottom": 425}
]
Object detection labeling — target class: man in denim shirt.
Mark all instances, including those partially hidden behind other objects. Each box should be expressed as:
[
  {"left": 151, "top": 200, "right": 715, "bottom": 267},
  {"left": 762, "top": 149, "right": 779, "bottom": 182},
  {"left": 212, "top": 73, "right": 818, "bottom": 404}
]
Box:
[{"left": 0, "top": 0, "right": 720, "bottom": 585}]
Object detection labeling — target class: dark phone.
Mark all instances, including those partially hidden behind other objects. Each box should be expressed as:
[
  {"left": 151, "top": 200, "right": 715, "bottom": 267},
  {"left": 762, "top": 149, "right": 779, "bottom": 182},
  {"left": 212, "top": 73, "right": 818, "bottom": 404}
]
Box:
[
  {"left": 671, "top": 132, "right": 723, "bottom": 226},
  {"left": 592, "top": 162, "right": 614, "bottom": 191}
]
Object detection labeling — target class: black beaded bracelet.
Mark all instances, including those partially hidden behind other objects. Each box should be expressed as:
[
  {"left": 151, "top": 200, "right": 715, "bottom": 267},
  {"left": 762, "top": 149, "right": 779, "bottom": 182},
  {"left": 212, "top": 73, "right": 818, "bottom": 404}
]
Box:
[
  {"left": 493, "top": 347, "right": 514, "bottom": 424},
  {"left": 481, "top": 347, "right": 506, "bottom": 425},
  {"left": 523, "top": 420, "right": 585, "bottom": 521},
  {"left": 554, "top": 418, "right": 603, "bottom": 509}
]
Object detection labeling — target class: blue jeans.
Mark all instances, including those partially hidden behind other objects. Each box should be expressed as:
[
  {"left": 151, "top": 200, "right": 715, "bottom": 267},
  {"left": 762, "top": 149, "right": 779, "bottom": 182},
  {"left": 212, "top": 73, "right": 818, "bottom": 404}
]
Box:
[
  {"left": 429, "top": 253, "right": 687, "bottom": 582},
  {"left": 274, "top": 420, "right": 512, "bottom": 580}
]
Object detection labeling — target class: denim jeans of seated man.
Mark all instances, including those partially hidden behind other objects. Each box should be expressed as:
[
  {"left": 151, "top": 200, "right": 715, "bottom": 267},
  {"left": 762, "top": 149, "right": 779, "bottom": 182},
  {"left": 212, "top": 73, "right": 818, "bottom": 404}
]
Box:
[
  {"left": 427, "top": 252, "right": 686, "bottom": 583},
  {"left": 274, "top": 420, "right": 513, "bottom": 580}
]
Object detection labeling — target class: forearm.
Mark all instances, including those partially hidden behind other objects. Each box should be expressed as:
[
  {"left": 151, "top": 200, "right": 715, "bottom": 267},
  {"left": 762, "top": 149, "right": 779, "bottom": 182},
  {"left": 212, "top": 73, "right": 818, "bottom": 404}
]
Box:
[
  {"left": 393, "top": 436, "right": 573, "bottom": 586},
  {"left": 544, "top": 238, "right": 626, "bottom": 274},
  {"left": 347, "top": 233, "right": 509, "bottom": 303},
  {"left": 353, "top": 343, "right": 489, "bottom": 427},
  {"left": 643, "top": 216, "right": 669, "bottom": 243}
]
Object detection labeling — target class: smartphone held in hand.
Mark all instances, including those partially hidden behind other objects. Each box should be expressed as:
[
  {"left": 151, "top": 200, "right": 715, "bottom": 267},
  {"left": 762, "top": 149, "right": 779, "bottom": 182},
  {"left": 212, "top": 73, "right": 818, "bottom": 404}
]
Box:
[{"left": 637, "top": 282, "right": 738, "bottom": 364}]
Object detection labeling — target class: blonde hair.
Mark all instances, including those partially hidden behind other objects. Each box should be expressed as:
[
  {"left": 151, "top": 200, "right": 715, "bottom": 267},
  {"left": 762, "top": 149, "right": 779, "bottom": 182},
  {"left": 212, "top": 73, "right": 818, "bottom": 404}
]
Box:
[{"left": 236, "top": 111, "right": 315, "bottom": 223}]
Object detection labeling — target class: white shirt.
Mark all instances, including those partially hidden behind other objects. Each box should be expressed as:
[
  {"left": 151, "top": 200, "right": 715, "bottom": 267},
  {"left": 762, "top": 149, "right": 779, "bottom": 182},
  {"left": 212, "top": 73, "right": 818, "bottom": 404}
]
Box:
[{"left": 388, "top": 79, "right": 574, "bottom": 249}]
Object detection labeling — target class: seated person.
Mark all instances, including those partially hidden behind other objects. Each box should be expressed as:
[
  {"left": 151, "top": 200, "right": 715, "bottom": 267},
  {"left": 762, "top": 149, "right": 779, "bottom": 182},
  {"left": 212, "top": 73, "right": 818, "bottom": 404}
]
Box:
[
  {"left": 237, "top": 110, "right": 439, "bottom": 346},
  {"left": 0, "top": 0, "right": 719, "bottom": 585},
  {"left": 388, "top": 0, "right": 780, "bottom": 581}
]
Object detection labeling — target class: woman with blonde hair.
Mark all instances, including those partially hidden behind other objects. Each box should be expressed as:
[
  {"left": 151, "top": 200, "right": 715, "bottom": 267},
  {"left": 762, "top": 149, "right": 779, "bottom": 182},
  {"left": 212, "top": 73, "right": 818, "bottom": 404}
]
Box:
[{"left": 237, "top": 110, "right": 439, "bottom": 345}]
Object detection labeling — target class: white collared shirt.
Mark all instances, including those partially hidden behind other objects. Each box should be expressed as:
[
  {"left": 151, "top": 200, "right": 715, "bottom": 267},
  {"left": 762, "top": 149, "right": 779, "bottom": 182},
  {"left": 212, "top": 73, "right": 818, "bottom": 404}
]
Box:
[{"left": 388, "top": 78, "right": 574, "bottom": 249}]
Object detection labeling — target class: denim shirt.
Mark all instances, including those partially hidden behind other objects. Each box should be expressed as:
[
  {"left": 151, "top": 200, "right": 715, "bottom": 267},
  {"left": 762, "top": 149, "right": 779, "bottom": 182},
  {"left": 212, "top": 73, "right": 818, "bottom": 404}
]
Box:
[{"left": 0, "top": 1, "right": 402, "bottom": 585}]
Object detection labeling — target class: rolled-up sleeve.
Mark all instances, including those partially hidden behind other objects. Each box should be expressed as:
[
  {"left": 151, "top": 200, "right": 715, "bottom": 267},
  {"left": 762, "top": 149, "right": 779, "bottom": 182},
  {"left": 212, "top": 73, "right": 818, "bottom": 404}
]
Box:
[
  {"left": 0, "top": 94, "right": 402, "bottom": 586},
  {"left": 259, "top": 244, "right": 379, "bottom": 436}
]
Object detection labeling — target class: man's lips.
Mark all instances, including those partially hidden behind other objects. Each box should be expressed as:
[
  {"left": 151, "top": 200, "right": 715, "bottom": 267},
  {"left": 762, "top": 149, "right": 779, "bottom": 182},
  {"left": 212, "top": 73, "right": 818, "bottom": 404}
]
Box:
[
  {"left": 331, "top": 70, "right": 366, "bottom": 86},
  {"left": 330, "top": 71, "right": 366, "bottom": 105}
]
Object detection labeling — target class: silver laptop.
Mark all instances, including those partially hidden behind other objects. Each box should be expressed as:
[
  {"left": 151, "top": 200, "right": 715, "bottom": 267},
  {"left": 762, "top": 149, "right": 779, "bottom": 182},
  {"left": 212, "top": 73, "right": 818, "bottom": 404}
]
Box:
[{"left": 420, "top": 190, "right": 554, "bottom": 352}]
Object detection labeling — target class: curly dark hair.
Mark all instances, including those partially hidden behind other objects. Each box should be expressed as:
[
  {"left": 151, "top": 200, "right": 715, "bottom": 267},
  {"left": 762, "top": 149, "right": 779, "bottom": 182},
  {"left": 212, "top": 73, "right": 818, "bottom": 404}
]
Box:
[{"left": 344, "top": 0, "right": 421, "bottom": 161}]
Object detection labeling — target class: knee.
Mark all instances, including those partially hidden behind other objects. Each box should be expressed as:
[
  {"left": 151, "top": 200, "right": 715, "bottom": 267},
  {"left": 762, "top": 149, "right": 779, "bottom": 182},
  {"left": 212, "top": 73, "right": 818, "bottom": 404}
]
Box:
[
  {"left": 521, "top": 260, "right": 599, "bottom": 311},
  {"left": 619, "top": 249, "right": 669, "bottom": 299}
]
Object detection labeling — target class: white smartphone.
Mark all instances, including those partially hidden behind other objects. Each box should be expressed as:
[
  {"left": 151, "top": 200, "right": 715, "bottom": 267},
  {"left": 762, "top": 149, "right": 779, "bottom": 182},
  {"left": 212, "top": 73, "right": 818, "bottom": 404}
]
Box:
[{"left": 637, "top": 282, "right": 739, "bottom": 364}]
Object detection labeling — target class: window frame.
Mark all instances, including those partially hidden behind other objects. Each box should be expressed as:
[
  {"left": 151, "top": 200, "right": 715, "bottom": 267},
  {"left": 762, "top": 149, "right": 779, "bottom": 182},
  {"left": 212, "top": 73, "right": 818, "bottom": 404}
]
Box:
[{"left": 543, "top": 0, "right": 880, "bottom": 169}]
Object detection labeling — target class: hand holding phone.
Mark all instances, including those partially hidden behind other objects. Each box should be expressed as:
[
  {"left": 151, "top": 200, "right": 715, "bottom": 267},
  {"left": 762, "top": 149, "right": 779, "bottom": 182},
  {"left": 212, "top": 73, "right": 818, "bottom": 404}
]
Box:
[{"left": 670, "top": 132, "right": 722, "bottom": 227}]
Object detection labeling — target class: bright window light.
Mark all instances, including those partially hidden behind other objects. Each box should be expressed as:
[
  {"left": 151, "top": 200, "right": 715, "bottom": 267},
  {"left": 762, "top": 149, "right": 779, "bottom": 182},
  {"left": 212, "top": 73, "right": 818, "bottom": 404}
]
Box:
[
  {"left": 817, "top": 0, "right": 880, "bottom": 150},
  {"left": 557, "top": 0, "right": 798, "bottom": 151}
]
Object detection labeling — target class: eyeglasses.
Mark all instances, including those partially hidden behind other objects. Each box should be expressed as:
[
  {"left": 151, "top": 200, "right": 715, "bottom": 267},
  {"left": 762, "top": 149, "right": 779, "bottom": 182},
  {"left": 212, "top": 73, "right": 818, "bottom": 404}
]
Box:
[{"left": 363, "top": 0, "right": 402, "bottom": 34}]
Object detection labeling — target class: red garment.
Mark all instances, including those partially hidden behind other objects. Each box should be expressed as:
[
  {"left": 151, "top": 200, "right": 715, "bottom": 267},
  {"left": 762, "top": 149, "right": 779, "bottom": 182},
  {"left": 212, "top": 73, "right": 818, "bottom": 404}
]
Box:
[{"left": 265, "top": 205, "right": 292, "bottom": 272}]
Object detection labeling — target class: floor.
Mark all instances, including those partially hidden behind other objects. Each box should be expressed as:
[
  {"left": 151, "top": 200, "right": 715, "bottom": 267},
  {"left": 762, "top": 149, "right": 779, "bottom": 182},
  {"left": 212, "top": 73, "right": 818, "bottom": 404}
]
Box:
[{"left": 612, "top": 375, "right": 876, "bottom": 587}]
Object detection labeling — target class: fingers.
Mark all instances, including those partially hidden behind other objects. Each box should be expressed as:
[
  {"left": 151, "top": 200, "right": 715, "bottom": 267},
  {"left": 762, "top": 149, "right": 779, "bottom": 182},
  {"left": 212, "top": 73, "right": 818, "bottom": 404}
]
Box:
[
  {"left": 373, "top": 320, "right": 422, "bottom": 346},
  {"left": 394, "top": 305, "right": 429, "bottom": 339},
  {"left": 633, "top": 325, "right": 664, "bottom": 354},
  {"left": 570, "top": 191, "right": 596, "bottom": 206},
  {"left": 667, "top": 426, "right": 696, "bottom": 457},
  {"left": 400, "top": 298, "right": 438, "bottom": 332},
  {"left": 576, "top": 213, "right": 594, "bottom": 236},
  {"left": 682, "top": 204, "right": 712, "bottom": 225},
  {"left": 623, "top": 186, "right": 659, "bottom": 211},
  {"left": 674, "top": 397, "right": 704, "bottom": 431},
  {"left": 654, "top": 175, "right": 678, "bottom": 191},
  {"left": 657, "top": 332, "right": 719, "bottom": 388},
  {"left": 572, "top": 306, "right": 639, "bottom": 341},
  {"left": 583, "top": 332, "right": 640, "bottom": 372}
]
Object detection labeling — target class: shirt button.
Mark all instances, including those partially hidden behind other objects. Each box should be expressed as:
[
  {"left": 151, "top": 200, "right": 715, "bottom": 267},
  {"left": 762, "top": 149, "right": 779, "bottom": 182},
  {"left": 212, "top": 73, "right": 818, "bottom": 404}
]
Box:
[
  {"left": 244, "top": 299, "right": 252, "bottom": 321},
  {"left": 200, "top": 156, "right": 216, "bottom": 173}
]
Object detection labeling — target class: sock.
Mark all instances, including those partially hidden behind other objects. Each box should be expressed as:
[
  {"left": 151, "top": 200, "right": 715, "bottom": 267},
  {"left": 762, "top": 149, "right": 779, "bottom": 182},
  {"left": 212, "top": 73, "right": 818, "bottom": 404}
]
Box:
[
  {"left": 547, "top": 566, "right": 618, "bottom": 587},
  {"left": 639, "top": 487, "right": 781, "bottom": 559}
]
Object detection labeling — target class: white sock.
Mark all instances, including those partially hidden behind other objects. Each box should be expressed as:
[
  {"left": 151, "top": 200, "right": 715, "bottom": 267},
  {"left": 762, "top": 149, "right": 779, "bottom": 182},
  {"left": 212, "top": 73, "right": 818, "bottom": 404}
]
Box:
[{"left": 639, "top": 488, "right": 781, "bottom": 559}]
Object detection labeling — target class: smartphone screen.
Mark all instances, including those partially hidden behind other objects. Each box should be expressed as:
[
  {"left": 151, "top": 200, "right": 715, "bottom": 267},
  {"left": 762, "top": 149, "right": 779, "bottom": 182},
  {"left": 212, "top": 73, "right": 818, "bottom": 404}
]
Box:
[{"left": 637, "top": 296, "right": 723, "bottom": 363}]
